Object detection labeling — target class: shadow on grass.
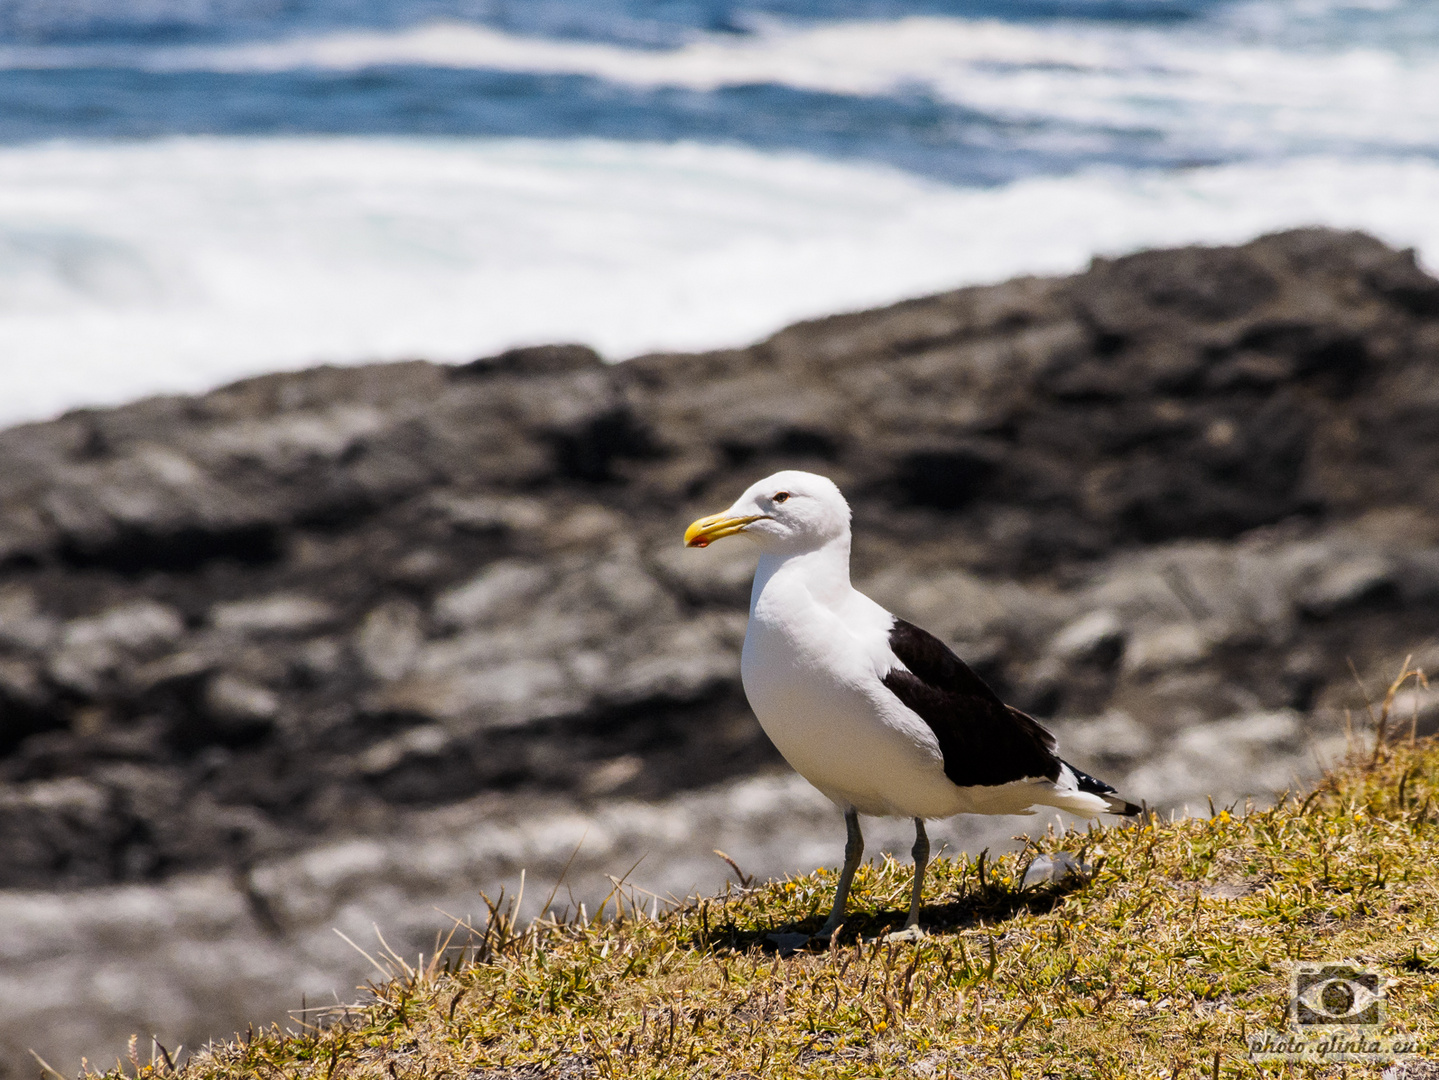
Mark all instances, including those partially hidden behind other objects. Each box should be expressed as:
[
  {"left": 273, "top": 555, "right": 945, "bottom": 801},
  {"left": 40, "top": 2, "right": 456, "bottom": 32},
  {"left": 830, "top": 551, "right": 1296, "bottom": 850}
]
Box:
[{"left": 692, "top": 879, "right": 1083, "bottom": 956}]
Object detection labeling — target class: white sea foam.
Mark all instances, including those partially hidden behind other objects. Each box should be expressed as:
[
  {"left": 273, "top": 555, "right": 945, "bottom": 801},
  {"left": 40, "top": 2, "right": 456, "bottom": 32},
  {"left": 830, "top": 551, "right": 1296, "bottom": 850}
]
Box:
[
  {"left": 0, "top": 136, "right": 1437, "bottom": 428},
  {"left": 4, "top": 16, "right": 1434, "bottom": 157}
]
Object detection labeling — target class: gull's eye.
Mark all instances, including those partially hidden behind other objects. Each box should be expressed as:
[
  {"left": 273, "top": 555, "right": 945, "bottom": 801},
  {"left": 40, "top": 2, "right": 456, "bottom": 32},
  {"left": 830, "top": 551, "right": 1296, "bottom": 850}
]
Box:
[{"left": 773, "top": 491, "right": 790, "bottom": 503}]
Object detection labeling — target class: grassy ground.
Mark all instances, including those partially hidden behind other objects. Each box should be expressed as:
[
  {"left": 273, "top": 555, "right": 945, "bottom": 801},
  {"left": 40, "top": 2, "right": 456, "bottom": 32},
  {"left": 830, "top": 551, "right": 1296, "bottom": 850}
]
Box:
[{"left": 83, "top": 676, "right": 1438, "bottom": 1079}]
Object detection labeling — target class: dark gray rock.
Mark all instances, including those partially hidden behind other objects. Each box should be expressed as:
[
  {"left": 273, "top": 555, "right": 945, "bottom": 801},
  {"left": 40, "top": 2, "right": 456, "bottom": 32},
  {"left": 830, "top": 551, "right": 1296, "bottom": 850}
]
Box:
[{"left": 0, "top": 228, "right": 1437, "bottom": 893}]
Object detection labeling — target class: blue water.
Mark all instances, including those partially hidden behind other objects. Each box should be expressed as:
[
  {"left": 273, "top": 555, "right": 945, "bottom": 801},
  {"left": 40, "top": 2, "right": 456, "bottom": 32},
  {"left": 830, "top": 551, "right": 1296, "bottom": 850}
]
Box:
[
  {"left": 0, "top": 0, "right": 1435, "bottom": 425},
  {"left": 0, "top": 1, "right": 1217, "bottom": 48},
  {"left": 0, "top": 68, "right": 1194, "bottom": 185},
  {"left": 2, "top": 0, "right": 1436, "bottom": 176}
]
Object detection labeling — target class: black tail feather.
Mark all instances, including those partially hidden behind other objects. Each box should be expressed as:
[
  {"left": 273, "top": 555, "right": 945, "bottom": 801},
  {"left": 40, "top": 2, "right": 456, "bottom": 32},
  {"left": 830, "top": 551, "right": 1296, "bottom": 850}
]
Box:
[{"left": 1063, "top": 758, "right": 1142, "bottom": 816}]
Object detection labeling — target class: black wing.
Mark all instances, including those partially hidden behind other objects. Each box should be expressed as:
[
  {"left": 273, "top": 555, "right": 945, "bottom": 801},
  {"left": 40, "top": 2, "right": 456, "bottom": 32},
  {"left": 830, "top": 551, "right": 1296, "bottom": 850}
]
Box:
[{"left": 881, "top": 618, "right": 1061, "bottom": 788}]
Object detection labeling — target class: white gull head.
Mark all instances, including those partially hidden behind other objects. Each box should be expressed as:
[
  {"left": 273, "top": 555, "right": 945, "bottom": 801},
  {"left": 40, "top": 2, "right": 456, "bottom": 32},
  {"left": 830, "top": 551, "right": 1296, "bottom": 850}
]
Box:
[{"left": 684, "top": 469, "right": 850, "bottom": 556}]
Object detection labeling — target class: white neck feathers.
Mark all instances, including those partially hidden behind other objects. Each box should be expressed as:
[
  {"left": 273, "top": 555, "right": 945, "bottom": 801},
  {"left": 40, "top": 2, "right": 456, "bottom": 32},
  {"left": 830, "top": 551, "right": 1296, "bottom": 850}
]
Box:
[{"left": 750, "top": 532, "right": 853, "bottom": 615}]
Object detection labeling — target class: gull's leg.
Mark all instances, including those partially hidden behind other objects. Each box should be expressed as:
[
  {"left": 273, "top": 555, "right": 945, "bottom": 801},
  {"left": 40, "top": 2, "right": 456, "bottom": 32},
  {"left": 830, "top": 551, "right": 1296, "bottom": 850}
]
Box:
[
  {"left": 906, "top": 817, "right": 929, "bottom": 930},
  {"left": 885, "top": 817, "right": 929, "bottom": 942},
  {"left": 817, "top": 808, "right": 863, "bottom": 939}
]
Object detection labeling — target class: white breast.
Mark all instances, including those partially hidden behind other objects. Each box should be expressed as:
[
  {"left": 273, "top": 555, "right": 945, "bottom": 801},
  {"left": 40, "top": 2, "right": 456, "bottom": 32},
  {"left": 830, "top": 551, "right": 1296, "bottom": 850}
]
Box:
[{"left": 739, "top": 564, "right": 962, "bottom": 818}]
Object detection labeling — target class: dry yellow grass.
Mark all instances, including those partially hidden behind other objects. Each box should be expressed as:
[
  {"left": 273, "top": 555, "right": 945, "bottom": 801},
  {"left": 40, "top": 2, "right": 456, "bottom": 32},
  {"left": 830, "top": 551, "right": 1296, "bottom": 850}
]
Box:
[{"left": 88, "top": 669, "right": 1439, "bottom": 1080}]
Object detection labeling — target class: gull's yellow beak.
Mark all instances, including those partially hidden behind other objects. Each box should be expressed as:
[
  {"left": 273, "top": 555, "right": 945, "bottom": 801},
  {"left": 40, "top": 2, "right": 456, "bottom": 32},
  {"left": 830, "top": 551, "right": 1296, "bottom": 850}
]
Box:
[{"left": 684, "top": 512, "right": 764, "bottom": 548}]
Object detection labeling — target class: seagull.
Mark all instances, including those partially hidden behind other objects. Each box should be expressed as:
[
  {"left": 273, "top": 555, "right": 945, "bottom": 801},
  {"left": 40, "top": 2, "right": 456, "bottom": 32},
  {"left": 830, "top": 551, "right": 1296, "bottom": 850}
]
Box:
[{"left": 685, "top": 470, "right": 1139, "bottom": 940}]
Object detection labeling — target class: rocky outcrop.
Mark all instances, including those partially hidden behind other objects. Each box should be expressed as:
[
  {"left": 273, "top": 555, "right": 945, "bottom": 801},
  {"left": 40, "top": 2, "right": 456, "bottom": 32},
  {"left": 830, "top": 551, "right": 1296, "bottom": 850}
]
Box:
[{"left": 2, "top": 228, "right": 1438, "bottom": 895}]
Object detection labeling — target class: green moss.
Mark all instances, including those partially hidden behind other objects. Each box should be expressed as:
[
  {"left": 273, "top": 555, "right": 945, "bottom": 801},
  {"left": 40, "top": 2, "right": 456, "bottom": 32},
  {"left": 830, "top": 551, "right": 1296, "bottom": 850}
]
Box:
[{"left": 105, "top": 720, "right": 1439, "bottom": 1079}]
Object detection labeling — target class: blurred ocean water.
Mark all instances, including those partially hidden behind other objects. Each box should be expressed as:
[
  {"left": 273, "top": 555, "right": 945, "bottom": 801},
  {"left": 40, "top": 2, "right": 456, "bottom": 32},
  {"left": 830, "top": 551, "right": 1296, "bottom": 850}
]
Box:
[{"left": 0, "top": 0, "right": 1436, "bottom": 424}]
